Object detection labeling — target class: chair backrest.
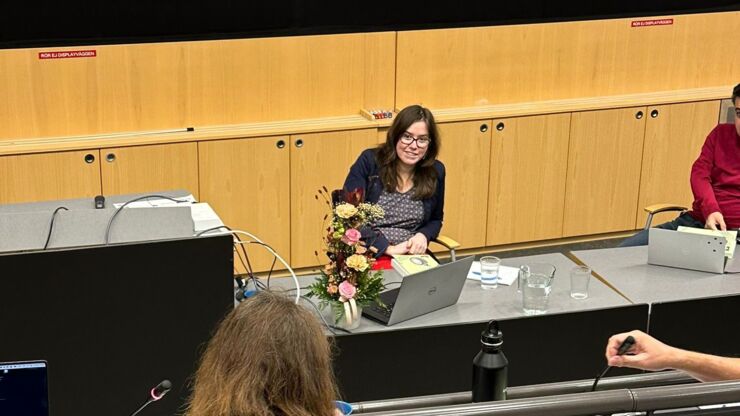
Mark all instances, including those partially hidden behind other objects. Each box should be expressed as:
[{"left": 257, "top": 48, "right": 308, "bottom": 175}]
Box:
[{"left": 720, "top": 98, "right": 735, "bottom": 124}]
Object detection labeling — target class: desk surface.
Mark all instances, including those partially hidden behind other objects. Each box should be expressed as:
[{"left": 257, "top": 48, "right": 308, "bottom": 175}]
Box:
[
  {"left": 290, "top": 253, "right": 631, "bottom": 335},
  {"left": 571, "top": 246, "right": 740, "bottom": 304}
]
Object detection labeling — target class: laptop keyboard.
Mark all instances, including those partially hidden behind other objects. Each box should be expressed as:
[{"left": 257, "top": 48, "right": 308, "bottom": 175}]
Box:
[{"left": 370, "top": 302, "right": 394, "bottom": 318}]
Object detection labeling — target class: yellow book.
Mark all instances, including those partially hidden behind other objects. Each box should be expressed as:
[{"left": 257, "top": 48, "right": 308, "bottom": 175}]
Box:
[
  {"left": 391, "top": 254, "right": 439, "bottom": 276},
  {"left": 677, "top": 226, "right": 737, "bottom": 259}
]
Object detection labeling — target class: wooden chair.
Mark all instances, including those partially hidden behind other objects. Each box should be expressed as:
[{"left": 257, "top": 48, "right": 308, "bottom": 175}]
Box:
[{"left": 643, "top": 203, "right": 688, "bottom": 229}]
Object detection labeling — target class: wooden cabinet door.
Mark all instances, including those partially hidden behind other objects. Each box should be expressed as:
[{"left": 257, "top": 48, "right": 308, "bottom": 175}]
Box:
[
  {"left": 563, "top": 107, "right": 646, "bottom": 237},
  {"left": 436, "top": 120, "right": 492, "bottom": 250},
  {"left": 0, "top": 150, "right": 101, "bottom": 204},
  {"left": 636, "top": 101, "right": 720, "bottom": 228},
  {"left": 487, "top": 114, "right": 571, "bottom": 245},
  {"left": 199, "top": 137, "right": 291, "bottom": 272},
  {"left": 100, "top": 142, "right": 199, "bottom": 198},
  {"left": 290, "top": 129, "right": 377, "bottom": 268}
]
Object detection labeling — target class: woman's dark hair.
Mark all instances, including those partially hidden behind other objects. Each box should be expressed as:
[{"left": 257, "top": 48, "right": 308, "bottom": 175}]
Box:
[
  {"left": 186, "top": 291, "right": 338, "bottom": 416},
  {"left": 732, "top": 83, "right": 740, "bottom": 104},
  {"left": 376, "top": 104, "right": 441, "bottom": 199}
]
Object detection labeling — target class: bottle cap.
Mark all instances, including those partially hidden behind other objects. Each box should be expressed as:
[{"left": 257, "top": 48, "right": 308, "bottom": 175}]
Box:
[{"left": 481, "top": 320, "right": 503, "bottom": 347}]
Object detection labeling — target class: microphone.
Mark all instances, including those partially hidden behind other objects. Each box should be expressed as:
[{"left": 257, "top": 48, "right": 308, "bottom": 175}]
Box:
[
  {"left": 129, "top": 379, "right": 172, "bottom": 416},
  {"left": 591, "top": 336, "right": 636, "bottom": 392}
]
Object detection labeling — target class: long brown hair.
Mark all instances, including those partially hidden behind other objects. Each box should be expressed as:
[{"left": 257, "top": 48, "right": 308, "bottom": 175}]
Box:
[
  {"left": 186, "top": 291, "right": 338, "bottom": 416},
  {"left": 376, "top": 104, "right": 441, "bottom": 199}
]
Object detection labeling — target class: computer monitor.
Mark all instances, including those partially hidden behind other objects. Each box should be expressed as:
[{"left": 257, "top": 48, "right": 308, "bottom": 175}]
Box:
[{"left": 0, "top": 361, "right": 49, "bottom": 416}]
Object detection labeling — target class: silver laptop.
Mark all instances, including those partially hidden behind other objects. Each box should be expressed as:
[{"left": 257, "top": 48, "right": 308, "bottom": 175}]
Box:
[
  {"left": 363, "top": 256, "right": 474, "bottom": 326},
  {"left": 648, "top": 228, "right": 737, "bottom": 274}
]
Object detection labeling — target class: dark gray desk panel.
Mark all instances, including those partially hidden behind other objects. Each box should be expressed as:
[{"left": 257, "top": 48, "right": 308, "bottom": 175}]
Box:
[
  {"left": 0, "top": 235, "right": 234, "bottom": 416},
  {"left": 332, "top": 304, "right": 647, "bottom": 401},
  {"left": 571, "top": 246, "right": 740, "bottom": 304},
  {"left": 0, "top": 190, "right": 195, "bottom": 252}
]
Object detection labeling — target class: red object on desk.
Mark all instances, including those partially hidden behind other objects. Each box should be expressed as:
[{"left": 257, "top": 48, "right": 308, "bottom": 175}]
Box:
[{"left": 372, "top": 255, "right": 393, "bottom": 270}]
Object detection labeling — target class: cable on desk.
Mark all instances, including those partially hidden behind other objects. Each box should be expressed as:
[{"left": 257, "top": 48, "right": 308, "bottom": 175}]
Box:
[
  {"left": 104, "top": 194, "right": 189, "bottom": 245},
  {"left": 43, "top": 206, "right": 69, "bottom": 250}
]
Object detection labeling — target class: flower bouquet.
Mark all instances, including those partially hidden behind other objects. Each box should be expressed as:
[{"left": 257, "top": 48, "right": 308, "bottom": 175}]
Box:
[{"left": 308, "top": 188, "right": 386, "bottom": 328}]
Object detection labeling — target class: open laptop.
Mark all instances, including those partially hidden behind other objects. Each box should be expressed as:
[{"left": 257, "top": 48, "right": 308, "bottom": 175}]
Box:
[
  {"left": 648, "top": 228, "right": 740, "bottom": 274},
  {"left": 0, "top": 360, "right": 49, "bottom": 416},
  {"left": 363, "top": 256, "right": 474, "bottom": 326}
]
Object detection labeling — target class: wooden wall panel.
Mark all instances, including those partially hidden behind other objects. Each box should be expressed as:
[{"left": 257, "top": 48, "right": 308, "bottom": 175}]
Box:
[
  {"left": 0, "top": 150, "right": 101, "bottom": 204},
  {"left": 635, "top": 101, "right": 720, "bottom": 228},
  {"left": 563, "top": 107, "right": 646, "bottom": 237},
  {"left": 100, "top": 143, "right": 200, "bottom": 198},
  {"left": 487, "top": 114, "right": 571, "bottom": 245},
  {"left": 436, "top": 120, "right": 492, "bottom": 249},
  {"left": 396, "top": 12, "right": 740, "bottom": 109},
  {"left": 0, "top": 32, "right": 395, "bottom": 140},
  {"left": 199, "top": 137, "right": 291, "bottom": 272}
]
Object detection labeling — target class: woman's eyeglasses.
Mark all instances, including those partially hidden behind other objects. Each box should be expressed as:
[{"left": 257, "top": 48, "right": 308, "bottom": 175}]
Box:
[{"left": 400, "top": 132, "right": 431, "bottom": 147}]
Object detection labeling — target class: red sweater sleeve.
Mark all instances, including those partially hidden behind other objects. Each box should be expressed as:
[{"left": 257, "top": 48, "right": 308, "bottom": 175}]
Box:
[{"left": 690, "top": 129, "right": 721, "bottom": 219}]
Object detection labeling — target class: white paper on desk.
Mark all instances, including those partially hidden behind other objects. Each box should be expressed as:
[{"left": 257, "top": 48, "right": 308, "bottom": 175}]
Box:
[
  {"left": 113, "top": 194, "right": 197, "bottom": 209},
  {"left": 466, "top": 262, "right": 519, "bottom": 285},
  {"left": 191, "top": 203, "right": 225, "bottom": 232}
]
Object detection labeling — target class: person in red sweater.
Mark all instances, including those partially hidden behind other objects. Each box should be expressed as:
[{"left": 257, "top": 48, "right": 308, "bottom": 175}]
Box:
[{"left": 620, "top": 83, "right": 740, "bottom": 246}]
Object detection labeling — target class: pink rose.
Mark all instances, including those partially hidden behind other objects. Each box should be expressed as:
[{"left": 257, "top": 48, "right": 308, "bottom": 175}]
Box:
[
  {"left": 341, "top": 228, "right": 362, "bottom": 245},
  {"left": 338, "top": 281, "right": 357, "bottom": 300}
]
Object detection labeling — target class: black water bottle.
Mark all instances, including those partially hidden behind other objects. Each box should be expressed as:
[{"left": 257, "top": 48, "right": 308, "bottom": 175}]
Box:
[{"left": 472, "top": 320, "right": 508, "bottom": 402}]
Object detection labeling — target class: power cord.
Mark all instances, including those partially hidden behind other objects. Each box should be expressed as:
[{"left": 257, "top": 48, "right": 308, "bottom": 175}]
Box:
[
  {"left": 197, "top": 228, "right": 300, "bottom": 304},
  {"left": 43, "top": 206, "right": 69, "bottom": 249}
]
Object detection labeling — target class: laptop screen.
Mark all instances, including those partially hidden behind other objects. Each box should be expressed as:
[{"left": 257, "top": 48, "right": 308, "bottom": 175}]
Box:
[{"left": 0, "top": 361, "right": 49, "bottom": 416}]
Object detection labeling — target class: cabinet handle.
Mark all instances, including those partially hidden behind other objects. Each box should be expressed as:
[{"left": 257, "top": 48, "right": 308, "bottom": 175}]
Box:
[
  {"left": 635, "top": 111, "right": 644, "bottom": 119},
  {"left": 480, "top": 124, "right": 489, "bottom": 133},
  {"left": 650, "top": 109, "right": 659, "bottom": 118},
  {"left": 276, "top": 140, "right": 286, "bottom": 149},
  {"left": 106, "top": 153, "right": 116, "bottom": 162},
  {"left": 496, "top": 122, "right": 505, "bottom": 131},
  {"left": 84, "top": 154, "right": 96, "bottom": 164},
  {"left": 295, "top": 139, "right": 304, "bottom": 148}
]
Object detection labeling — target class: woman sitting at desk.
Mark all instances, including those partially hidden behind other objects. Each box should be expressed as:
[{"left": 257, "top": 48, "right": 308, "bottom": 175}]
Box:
[
  {"left": 344, "top": 104, "right": 445, "bottom": 256},
  {"left": 186, "top": 291, "right": 340, "bottom": 416}
]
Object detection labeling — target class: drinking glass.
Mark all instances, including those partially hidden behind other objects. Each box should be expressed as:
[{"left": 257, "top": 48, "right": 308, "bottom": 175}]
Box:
[
  {"left": 570, "top": 266, "right": 591, "bottom": 299},
  {"left": 480, "top": 256, "right": 501, "bottom": 290}
]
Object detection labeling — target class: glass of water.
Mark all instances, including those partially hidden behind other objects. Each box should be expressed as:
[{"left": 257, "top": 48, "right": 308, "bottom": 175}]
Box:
[
  {"left": 521, "top": 272, "right": 553, "bottom": 315},
  {"left": 480, "top": 256, "right": 501, "bottom": 290}
]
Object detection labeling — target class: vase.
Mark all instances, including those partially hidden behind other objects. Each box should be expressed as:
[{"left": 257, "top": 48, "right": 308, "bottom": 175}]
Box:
[{"left": 325, "top": 302, "right": 363, "bottom": 331}]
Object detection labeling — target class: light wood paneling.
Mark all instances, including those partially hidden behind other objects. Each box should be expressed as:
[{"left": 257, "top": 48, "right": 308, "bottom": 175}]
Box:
[
  {"left": 0, "top": 150, "right": 101, "bottom": 204},
  {"left": 397, "top": 12, "right": 739, "bottom": 109},
  {"left": 636, "top": 101, "right": 720, "bottom": 228},
  {"left": 199, "top": 137, "right": 291, "bottom": 272},
  {"left": 487, "top": 114, "right": 571, "bottom": 245},
  {"left": 563, "top": 107, "right": 646, "bottom": 236},
  {"left": 100, "top": 143, "right": 199, "bottom": 198},
  {"left": 436, "top": 120, "right": 492, "bottom": 249},
  {"left": 290, "top": 129, "right": 377, "bottom": 268},
  {"left": 0, "top": 32, "right": 395, "bottom": 140}
]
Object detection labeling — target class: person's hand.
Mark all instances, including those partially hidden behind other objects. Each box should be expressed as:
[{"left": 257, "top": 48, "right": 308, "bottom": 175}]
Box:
[
  {"left": 385, "top": 242, "right": 410, "bottom": 256},
  {"left": 605, "top": 330, "right": 679, "bottom": 371},
  {"left": 406, "top": 233, "right": 428, "bottom": 254},
  {"left": 706, "top": 211, "right": 727, "bottom": 231}
]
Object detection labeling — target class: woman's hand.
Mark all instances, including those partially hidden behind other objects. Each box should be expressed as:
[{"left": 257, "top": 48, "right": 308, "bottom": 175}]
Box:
[
  {"left": 385, "top": 242, "right": 410, "bottom": 256},
  {"left": 406, "top": 233, "right": 428, "bottom": 255}
]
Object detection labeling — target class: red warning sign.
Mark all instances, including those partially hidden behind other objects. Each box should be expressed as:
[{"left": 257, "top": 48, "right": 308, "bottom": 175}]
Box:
[
  {"left": 631, "top": 19, "right": 674, "bottom": 28},
  {"left": 38, "top": 50, "right": 97, "bottom": 60}
]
